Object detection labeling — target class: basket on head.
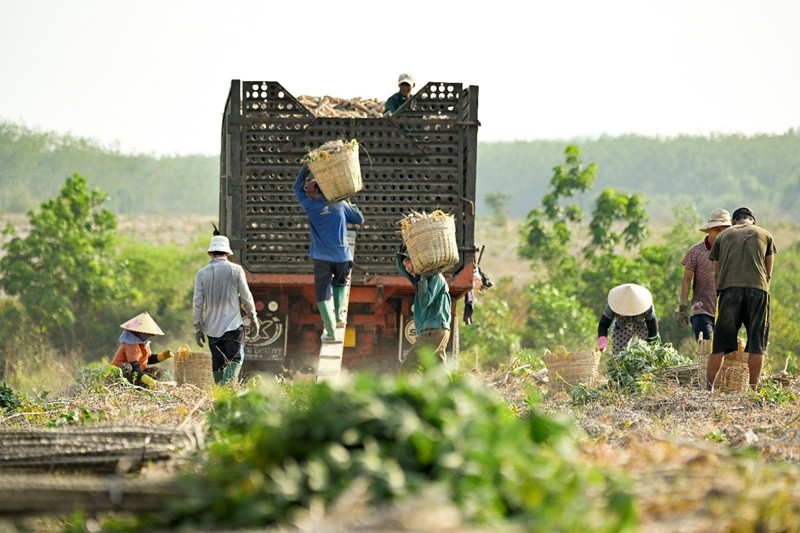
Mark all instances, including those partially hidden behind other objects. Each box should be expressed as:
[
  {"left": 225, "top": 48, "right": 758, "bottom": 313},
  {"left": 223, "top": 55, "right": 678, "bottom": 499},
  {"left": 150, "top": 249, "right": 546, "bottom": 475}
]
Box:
[
  {"left": 305, "top": 139, "right": 362, "bottom": 202},
  {"left": 542, "top": 346, "right": 601, "bottom": 393},
  {"left": 174, "top": 344, "right": 214, "bottom": 391},
  {"left": 400, "top": 210, "right": 459, "bottom": 275}
]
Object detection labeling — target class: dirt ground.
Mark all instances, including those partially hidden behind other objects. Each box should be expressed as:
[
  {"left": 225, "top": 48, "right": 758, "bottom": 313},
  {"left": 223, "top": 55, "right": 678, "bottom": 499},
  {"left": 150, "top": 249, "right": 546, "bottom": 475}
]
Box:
[{"left": 480, "top": 364, "right": 800, "bottom": 532}]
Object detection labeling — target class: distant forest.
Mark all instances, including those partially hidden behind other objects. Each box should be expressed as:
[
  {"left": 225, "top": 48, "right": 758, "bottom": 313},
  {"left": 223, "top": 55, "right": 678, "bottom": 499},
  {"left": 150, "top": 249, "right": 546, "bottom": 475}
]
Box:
[{"left": 3, "top": 120, "right": 800, "bottom": 223}]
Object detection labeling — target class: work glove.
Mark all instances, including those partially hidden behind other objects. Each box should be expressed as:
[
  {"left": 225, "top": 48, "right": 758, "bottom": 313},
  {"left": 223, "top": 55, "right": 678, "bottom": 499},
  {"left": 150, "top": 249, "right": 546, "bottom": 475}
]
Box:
[
  {"left": 156, "top": 349, "right": 173, "bottom": 362},
  {"left": 139, "top": 374, "right": 158, "bottom": 390},
  {"left": 597, "top": 336, "right": 608, "bottom": 353},
  {"left": 647, "top": 335, "right": 660, "bottom": 345},
  {"left": 676, "top": 305, "right": 689, "bottom": 328},
  {"left": 195, "top": 330, "right": 205, "bottom": 347}
]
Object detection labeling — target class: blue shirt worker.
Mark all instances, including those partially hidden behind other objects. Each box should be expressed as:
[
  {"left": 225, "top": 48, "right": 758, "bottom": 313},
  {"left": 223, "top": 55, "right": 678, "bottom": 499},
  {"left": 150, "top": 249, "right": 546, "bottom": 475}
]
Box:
[
  {"left": 396, "top": 248, "right": 452, "bottom": 365},
  {"left": 193, "top": 235, "right": 258, "bottom": 384},
  {"left": 294, "top": 165, "right": 365, "bottom": 342}
]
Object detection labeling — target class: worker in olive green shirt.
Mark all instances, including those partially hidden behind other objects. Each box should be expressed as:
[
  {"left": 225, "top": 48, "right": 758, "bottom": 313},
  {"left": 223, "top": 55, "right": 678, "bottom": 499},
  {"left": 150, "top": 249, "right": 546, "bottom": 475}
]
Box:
[
  {"left": 396, "top": 248, "right": 452, "bottom": 365},
  {"left": 384, "top": 73, "right": 415, "bottom": 115}
]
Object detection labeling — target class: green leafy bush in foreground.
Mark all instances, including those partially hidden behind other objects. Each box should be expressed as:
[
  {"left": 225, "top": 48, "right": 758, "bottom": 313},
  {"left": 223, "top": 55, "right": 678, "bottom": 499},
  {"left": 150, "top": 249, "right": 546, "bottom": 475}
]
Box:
[{"left": 146, "top": 368, "right": 635, "bottom": 531}]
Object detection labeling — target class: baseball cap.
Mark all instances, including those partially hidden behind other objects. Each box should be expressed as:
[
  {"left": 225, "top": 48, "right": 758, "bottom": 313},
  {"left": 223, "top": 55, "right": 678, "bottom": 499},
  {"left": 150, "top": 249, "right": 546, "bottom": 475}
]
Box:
[{"left": 397, "top": 73, "right": 415, "bottom": 87}]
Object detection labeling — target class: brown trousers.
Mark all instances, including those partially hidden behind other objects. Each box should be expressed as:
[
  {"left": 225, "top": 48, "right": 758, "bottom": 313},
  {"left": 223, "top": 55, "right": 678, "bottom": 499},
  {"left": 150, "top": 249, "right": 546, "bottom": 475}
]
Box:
[{"left": 406, "top": 328, "right": 451, "bottom": 364}]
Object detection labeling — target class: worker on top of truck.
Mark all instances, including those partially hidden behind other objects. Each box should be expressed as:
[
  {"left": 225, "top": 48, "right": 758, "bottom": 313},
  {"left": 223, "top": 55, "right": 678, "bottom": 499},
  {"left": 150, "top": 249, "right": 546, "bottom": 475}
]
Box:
[
  {"left": 396, "top": 247, "right": 452, "bottom": 365},
  {"left": 294, "top": 164, "right": 365, "bottom": 343},
  {"left": 384, "top": 73, "right": 415, "bottom": 115}
]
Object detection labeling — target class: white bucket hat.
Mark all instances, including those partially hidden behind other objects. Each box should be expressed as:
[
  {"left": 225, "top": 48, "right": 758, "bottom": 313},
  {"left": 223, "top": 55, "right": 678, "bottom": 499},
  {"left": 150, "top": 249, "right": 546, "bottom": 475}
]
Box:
[
  {"left": 208, "top": 235, "right": 233, "bottom": 254},
  {"left": 699, "top": 209, "right": 732, "bottom": 232},
  {"left": 120, "top": 311, "right": 164, "bottom": 336},
  {"left": 607, "top": 284, "right": 653, "bottom": 316},
  {"left": 397, "top": 73, "right": 415, "bottom": 87}
]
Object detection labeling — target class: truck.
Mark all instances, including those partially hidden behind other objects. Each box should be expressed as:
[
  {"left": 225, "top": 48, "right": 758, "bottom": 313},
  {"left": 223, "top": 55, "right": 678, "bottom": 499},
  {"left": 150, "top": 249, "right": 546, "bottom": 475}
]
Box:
[{"left": 219, "top": 79, "right": 480, "bottom": 374}]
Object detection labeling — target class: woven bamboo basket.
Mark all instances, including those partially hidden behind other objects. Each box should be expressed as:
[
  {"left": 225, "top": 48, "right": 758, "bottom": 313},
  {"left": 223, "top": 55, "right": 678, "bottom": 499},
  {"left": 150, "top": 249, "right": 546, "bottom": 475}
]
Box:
[
  {"left": 306, "top": 139, "right": 363, "bottom": 202},
  {"left": 696, "top": 336, "right": 712, "bottom": 389},
  {"left": 543, "top": 346, "right": 600, "bottom": 393},
  {"left": 174, "top": 345, "right": 214, "bottom": 391},
  {"left": 715, "top": 350, "right": 749, "bottom": 393},
  {"left": 400, "top": 210, "right": 459, "bottom": 274}
]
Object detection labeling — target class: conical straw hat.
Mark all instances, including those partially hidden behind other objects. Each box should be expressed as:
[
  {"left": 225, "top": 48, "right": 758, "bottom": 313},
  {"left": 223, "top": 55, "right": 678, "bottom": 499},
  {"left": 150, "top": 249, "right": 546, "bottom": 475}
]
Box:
[
  {"left": 120, "top": 311, "right": 164, "bottom": 336},
  {"left": 607, "top": 284, "right": 653, "bottom": 316}
]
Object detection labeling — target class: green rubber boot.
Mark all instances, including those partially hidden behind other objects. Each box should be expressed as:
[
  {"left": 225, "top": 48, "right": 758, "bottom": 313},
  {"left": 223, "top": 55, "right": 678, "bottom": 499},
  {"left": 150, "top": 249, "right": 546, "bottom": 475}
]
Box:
[
  {"left": 333, "top": 285, "right": 348, "bottom": 327},
  {"left": 221, "top": 361, "right": 242, "bottom": 385},
  {"left": 213, "top": 370, "right": 224, "bottom": 384},
  {"left": 317, "top": 300, "right": 341, "bottom": 343}
]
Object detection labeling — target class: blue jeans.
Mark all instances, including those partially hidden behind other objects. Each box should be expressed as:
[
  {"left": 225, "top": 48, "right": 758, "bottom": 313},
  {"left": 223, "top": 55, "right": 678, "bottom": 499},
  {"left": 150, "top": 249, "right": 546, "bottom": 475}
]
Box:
[{"left": 691, "top": 313, "right": 714, "bottom": 341}]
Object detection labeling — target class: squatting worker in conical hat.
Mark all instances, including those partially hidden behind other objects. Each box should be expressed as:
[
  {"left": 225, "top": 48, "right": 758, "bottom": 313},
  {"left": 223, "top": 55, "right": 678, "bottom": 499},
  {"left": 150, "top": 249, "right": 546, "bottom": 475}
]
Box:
[
  {"left": 193, "top": 233, "right": 259, "bottom": 385},
  {"left": 597, "top": 283, "right": 659, "bottom": 355},
  {"left": 111, "top": 311, "right": 172, "bottom": 389},
  {"left": 676, "top": 209, "right": 732, "bottom": 341},
  {"left": 706, "top": 206, "right": 776, "bottom": 390},
  {"left": 384, "top": 73, "right": 415, "bottom": 116},
  {"left": 294, "top": 164, "right": 365, "bottom": 343}
]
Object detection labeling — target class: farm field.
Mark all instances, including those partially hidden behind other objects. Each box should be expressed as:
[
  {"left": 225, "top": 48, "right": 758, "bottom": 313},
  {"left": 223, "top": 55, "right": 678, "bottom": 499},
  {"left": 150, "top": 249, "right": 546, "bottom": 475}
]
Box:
[{"left": 1, "top": 214, "right": 799, "bottom": 531}]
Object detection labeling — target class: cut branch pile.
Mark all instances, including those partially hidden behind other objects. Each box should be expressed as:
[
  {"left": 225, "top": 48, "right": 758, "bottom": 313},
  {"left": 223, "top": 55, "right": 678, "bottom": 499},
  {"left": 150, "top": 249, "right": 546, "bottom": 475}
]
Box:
[{"left": 0, "top": 425, "right": 201, "bottom": 472}]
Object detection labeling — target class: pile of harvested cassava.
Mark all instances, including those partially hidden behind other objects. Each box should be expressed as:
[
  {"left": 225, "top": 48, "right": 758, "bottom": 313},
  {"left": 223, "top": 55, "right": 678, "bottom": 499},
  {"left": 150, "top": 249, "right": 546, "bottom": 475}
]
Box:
[{"left": 297, "top": 95, "right": 385, "bottom": 118}]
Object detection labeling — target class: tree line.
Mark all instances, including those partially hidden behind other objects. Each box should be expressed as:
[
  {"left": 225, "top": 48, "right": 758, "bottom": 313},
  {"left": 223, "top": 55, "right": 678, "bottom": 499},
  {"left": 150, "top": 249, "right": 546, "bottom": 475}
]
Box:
[{"left": 3, "top": 120, "right": 800, "bottom": 224}]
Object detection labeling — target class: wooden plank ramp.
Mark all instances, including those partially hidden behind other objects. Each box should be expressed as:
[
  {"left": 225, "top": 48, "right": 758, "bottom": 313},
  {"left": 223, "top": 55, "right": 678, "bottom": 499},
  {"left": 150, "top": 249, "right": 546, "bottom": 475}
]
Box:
[
  {"left": 316, "top": 282, "right": 349, "bottom": 384},
  {"left": 316, "top": 231, "right": 355, "bottom": 384}
]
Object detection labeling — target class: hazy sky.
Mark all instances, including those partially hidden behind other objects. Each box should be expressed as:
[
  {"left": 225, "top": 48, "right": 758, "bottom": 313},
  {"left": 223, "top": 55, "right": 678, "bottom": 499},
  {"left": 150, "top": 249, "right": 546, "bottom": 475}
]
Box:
[{"left": 1, "top": 0, "right": 799, "bottom": 156}]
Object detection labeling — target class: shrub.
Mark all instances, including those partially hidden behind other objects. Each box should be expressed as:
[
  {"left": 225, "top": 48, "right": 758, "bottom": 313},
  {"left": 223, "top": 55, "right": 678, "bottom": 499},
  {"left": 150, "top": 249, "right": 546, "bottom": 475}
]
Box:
[{"left": 146, "top": 369, "right": 636, "bottom": 530}]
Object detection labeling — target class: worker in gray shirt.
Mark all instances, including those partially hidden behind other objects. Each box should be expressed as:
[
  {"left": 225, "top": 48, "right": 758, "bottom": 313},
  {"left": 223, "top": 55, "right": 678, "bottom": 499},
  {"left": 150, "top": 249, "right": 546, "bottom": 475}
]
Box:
[{"left": 193, "top": 234, "right": 259, "bottom": 384}]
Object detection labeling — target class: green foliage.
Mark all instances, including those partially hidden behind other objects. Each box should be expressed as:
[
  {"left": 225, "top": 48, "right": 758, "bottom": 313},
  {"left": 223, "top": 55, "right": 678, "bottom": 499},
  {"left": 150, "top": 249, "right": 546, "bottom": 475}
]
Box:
[
  {"left": 519, "top": 145, "right": 597, "bottom": 268},
  {"left": 752, "top": 381, "right": 797, "bottom": 406},
  {"left": 0, "top": 383, "right": 22, "bottom": 411},
  {"left": 587, "top": 189, "right": 648, "bottom": 255},
  {"left": 484, "top": 191, "right": 511, "bottom": 227},
  {"left": 767, "top": 242, "right": 800, "bottom": 372},
  {"left": 45, "top": 407, "right": 95, "bottom": 428},
  {"left": 0, "top": 174, "right": 134, "bottom": 352},
  {"left": 606, "top": 340, "right": 693, "bottom": 394},
  {"left": 476, "top": 132, "right": 800, "bottom": 223},
  {"left": 522, "top": 283, "right": 596, "bottom": 351},
  {"left": 151, "top": 370, "right": 636, "bottom": 530},
  {"left": 116, "top": 234, "right": 209, "bottom": 342}
]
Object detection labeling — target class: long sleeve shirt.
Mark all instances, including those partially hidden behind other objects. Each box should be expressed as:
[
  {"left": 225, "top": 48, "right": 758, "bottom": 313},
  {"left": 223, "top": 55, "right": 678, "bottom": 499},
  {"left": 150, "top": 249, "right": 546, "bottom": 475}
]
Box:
[
  {"left": 294, "top": 166, "right": 365, "bottom": 262},
  {"left": 396, "top": 254, "right": 452, "bottom": 332},
  {"left": 597, "top": 304, "right": 658, "bottom": 339},
  {"left": 193, "top": 258, "right": 257, "bottom": 338}
]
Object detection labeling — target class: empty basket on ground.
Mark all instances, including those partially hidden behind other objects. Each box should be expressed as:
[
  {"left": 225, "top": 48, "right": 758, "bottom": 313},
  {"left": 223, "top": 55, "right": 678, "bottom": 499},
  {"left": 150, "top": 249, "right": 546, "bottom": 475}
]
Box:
[
  {"left": 715, "top": 350, "right": 749, "bottom": 393},
  {"left": 305, "top": 139, "right": 362, "bottom": 201},
  {"left": 543, "top": 346, "right": 600, "bottom": 393},
  {"left": 400, "top": 210, "right": 459, "bottom": 274},
  {"left": 696, "top": 334, "right": 712, "bottom": 389},
  {"left": 174, "top": 344, "right": 214, "bottom": 391}
]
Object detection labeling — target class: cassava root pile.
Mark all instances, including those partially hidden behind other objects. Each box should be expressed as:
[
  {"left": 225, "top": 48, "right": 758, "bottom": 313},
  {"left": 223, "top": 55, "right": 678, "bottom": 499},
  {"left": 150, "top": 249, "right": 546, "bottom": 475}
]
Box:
[{"left": 297, "top": 95, "right": 385, "bottom": 118}]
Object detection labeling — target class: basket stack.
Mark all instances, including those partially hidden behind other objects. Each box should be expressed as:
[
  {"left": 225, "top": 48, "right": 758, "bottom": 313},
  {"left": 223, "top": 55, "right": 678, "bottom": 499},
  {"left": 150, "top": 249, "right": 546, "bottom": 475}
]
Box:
[
  {"left": 174, "top": 344, "right": 214, "bottom": 391},
  {"left": 543, "top": 346, "right": 600, "bottom": 393},
  {"left": 400, "top": 210, "right": 459, "bottom": 274},
  {"left": 305, "top": 139, "right": 362, "bottom": 201}
]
